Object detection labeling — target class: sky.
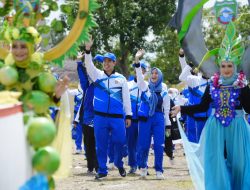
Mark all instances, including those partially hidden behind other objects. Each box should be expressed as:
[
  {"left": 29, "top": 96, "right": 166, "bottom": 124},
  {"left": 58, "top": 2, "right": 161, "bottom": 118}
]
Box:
[{"left": 204, "top": 0, "right": 249, "bottom": 8}]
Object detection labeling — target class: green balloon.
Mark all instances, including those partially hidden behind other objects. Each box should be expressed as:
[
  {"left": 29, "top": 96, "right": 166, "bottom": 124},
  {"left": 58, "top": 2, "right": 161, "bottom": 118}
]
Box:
[
  {"left": 23, "top": 90, "right": 51, "bottom": 114},
  {"left": 0, "top": 66, "right": 18, "bottom": 86},
  {"left": 38, "top": 72, "right": 57, "bottom": 93},
  {"left": 32, "top": 147, "right": 60, "bottom": 175},
  {"left": 27, "top": 117, "right": 56, "bottom": 148}
]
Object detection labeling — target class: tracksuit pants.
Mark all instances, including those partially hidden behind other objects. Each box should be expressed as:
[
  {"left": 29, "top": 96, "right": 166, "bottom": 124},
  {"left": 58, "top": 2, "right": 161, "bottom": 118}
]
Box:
[
  {"left": 75, "top": 123, "right": 83, "bottom": 150},
  {"left": 137, "top": 112, "right": 165, "bottom": 172},
  {"left": 94, "top": 115, "right": 126, "bottom": 175},
  {"left": 126, "top": 120, "right": 139, "bottom": 168},
  {"left": 186, "top": 116, "right": 206, "bottom": 143}
]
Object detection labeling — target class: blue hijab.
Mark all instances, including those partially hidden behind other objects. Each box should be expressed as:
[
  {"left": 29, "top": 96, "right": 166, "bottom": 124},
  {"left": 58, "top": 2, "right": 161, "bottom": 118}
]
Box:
[{"left": 148, "top": 67, "right": 163, "bottom": 116}]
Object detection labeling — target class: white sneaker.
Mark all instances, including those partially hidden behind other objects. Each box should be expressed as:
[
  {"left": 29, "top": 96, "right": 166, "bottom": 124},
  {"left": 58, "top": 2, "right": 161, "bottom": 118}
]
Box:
[
  {"left": 75, "top": 149, "right": 82, "bottom": 154},
  {"left": 140, "top": 168, "right": 147, "bottom": 178},
  {"left": 156, "top": 171, "right": 165, "bottom": 180},
  {"left": 108, "top": 162, "right": 115, "bottom": 170}
]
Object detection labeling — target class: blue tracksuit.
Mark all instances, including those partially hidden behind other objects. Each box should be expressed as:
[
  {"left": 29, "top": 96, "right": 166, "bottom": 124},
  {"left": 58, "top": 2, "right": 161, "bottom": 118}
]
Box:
[
  {"left": 76, "top": 61, "right": 99, "bottom": 171},
  {"left": 182, "top": 84, "right": 211, "bottom": 143},
  {"left": 108, "top": 132, "right": 128, "bottom": 164},
  {"left": 73, "top": 90, "right": 83, "bottom": 150},
  {"left": 84, "top": 53, "right": 132, "bottom": 175},
  {"left": 135, "top": 66, "right": 171, "bottom": 173},
  {"left": 126, "top": 79, "right": 143, "bottom": 168},
  {"left": 137, "top": 92, "right": 169, "bottom": 172},
  {"left": 76, "top": 61, "right": 95, "bottom": 126},
  {"left": 108, "top": 133, "right": 115, "bottom": 163}
]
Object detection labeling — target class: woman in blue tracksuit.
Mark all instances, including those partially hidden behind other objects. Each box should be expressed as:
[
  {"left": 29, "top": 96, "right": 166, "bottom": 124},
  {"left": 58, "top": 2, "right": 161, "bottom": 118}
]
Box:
[{"left": 134, "top": 50, "right": 171, "bottom": 180}]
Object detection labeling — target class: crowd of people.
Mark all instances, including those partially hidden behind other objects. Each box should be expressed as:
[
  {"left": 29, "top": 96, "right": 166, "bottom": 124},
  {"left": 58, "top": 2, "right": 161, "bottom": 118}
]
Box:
[
  {"left": 70, "top": 41, "right": 184, "bottom": 180},
  {"left": 69, "top": 37, "right": 250, "bottom": 183},
  {"left": 69, "top": 21, "right": 250, "bottom": 190}
]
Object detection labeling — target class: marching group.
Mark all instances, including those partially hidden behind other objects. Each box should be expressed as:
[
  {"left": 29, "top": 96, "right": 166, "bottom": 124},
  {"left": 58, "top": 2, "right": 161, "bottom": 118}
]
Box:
[
  {"left": 68, "top": 30, "right": 250, "bottom": 189},
  {"left": 69, "top": 38, "right": 221, "bottom": 181}
]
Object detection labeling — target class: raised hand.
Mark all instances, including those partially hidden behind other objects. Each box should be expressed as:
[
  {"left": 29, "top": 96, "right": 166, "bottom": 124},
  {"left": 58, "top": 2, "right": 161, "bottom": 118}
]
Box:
[
  {"left": 135, "top": 49, "right": 145, "bottom": 60},
  {"left": 55, "top": 75, "right": 70, "bottom": 98},
  {"left": 179, "top": 48, "right": 184, "bottom": 56},
  {"left": 77, "top": 51, "right": 84, "bottom": 60},
  {"left": 85, "top": 36, "right": 93, "bottom": 51},
  {"left": 171, "top": 105, "right": 181, "bottom": 118}
]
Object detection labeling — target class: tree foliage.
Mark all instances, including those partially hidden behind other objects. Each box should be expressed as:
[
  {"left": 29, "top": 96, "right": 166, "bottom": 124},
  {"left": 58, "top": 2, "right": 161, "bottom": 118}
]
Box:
[
  {"left": 91, "top": 0, "right": 176, "bottom": 77},
  {"left": 150, "top": 28, "right": 180, "bottom": 85}
]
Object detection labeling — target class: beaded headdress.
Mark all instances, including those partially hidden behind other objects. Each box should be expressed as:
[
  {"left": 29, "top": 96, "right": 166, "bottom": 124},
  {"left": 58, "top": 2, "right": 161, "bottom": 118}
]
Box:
[
  {"left": 0, "top": 0, "right": 99, "bottom": 66},
  {"left": 0, "top": 1, "right": 42, "bottom": 44},
  {"left": 217, "top": 22, "right": 245, "bottom": 66},
  {"left": 195, "top": 22, "right": 245, "bottom": 72}
]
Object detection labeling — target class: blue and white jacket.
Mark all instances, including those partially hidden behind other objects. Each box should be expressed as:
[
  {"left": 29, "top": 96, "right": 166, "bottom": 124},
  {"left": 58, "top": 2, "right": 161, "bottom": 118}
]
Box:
[
  {"left": 74, "top": 90, "right": 83, "bottom": 115},
  {"left": 127, "top": 78, "right": 148, "bottom": 120},
  {"left": 75, "top": 61, "right": 94, "bottom": 126},
  {"left": 85, "top": 53, "right": 132, "bottom": 118},
  {"left": 179, "top": 55, "right": 211, "bottom": 118},
  {"left": 135, "top": 65, "right": 171, "bottom": 126}
]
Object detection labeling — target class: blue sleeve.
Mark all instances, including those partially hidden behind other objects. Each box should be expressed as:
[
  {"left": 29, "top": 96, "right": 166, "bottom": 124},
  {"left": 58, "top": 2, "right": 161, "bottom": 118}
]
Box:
[{"left": 77, "top": 61, "right": 89, "bottom": 93}]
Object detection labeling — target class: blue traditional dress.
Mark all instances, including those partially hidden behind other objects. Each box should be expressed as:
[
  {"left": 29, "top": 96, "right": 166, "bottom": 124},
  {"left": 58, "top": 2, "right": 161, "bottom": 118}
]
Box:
[{"left": 180, "top": 83, "right": 250, "bottom": 190}]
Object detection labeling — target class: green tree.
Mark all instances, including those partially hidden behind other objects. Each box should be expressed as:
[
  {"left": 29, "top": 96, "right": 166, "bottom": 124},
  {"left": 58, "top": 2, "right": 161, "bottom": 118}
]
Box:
[
  {"left": 91, "top": 0, "right": 176, "bottom": 77},
  {"left": 150, "top": 28, "right": 180, "bottom": 85}
]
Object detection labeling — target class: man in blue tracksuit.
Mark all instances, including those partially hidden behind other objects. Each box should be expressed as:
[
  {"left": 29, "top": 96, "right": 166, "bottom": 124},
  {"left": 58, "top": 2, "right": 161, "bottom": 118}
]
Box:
[
  {"left": 179, "top": 50, "right": 211, "bottom": 143},
  {"left": 126, "top": 61, "right": 147, "bottom": 174},
  {"left": 74, "top": 60, "right": 98, "bottom": 173},
  {"left": 84, "top": 40, "right": 132, "bottom": 179}
]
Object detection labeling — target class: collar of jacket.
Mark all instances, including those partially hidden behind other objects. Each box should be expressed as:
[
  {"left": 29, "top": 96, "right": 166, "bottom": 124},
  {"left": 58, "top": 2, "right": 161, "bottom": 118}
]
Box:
[{"left": 104, "top": 69, "right": 116, "bottom": 77}]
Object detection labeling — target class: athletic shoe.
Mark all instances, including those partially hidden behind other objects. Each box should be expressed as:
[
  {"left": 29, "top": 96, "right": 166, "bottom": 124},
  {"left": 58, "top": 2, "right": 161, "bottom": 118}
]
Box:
[
  {"left": 156, "top": 171, "right": 165, "bottom": 180},
  {"left": 118, "top": 167, "right": 126, "bottom": 177},
  {"left": 140, "top": 168, "right": 147, "bottom": 178},
  {"left": 95, "top": 173, "right": 107, "bottom": 180},
  {"left": 128, "top": 167, "right": 137, "bottom": 174}
]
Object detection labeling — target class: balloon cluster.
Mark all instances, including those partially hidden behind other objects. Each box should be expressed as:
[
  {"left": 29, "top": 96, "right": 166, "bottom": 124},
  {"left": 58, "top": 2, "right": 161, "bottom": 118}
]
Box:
[
  {"left": 0, "top": 41, "right": 60, "bottom": 189},
  {"left": 0, "top": 2, "right": 61, "bottom": 189}
]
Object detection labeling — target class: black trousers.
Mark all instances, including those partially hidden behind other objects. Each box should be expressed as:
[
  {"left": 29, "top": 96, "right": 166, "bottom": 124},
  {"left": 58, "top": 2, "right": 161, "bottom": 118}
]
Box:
[
  {"left": 82, "top": 124, "right": 98, "bottom": 171},
  {"left": 164, "top": 136, "right": 173, "bottom": 158},
  {"left": 164, "top": 125, "right": 174, "bottom": 159}
]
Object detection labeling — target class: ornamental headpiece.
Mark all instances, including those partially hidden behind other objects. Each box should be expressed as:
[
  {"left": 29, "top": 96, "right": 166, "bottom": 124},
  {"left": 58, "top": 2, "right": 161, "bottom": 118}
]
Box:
[
  {"left": 217, "top": 21, "right": 245, "bottom": 66},
  {"left": 0, "top": 1, "right": 42, "bottom": 45},
  {"left": 195, "top": 22, "right": 245, "bottom": 72},
  {"left": 0, "top": 0, "right": 99, "bottom": 66}
]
